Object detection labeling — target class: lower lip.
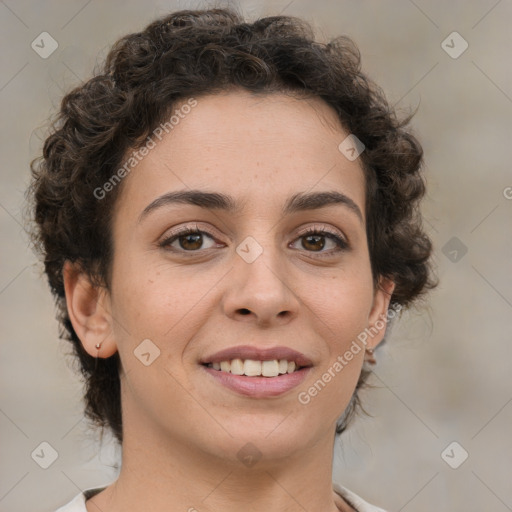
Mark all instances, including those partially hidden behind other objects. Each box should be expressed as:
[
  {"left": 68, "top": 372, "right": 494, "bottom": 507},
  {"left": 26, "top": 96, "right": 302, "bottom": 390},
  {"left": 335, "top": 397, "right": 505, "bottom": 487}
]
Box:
[{"left": 202, "top": 365, "right": 311, "bottom": 397}]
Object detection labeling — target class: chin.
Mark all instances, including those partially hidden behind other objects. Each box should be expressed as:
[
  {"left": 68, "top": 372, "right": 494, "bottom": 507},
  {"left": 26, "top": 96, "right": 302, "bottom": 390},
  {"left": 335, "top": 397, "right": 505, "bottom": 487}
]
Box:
[{"left": 208, "top": 413, "right": 320, "bottom": 464}]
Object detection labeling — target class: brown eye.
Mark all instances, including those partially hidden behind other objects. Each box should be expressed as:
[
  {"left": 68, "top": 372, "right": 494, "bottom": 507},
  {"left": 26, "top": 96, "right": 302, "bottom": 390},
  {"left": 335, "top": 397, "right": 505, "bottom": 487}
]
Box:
[
  {"left": 160, "top": 229, "right": 218, "bottom": 252},
  {"left": 290, "top": 228, "right": 348, "bottom": 256},
  {"left": 301, "top": 233, "right": 326, "bottom": 251},
  {"left": 178, "top": 232, "right": 203, "bottom": 250}
]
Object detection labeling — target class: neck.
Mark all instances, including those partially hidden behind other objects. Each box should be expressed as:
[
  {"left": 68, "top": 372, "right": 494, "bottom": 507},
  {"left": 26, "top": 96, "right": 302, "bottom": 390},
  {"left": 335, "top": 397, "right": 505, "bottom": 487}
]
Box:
[{"left": 87, "top": 418, "right": 348, "bottom": 512}]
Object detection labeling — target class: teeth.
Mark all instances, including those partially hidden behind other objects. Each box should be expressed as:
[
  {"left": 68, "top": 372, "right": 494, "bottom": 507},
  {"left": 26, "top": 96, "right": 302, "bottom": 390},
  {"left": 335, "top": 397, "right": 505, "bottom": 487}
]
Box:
[
  {"left": 262, "top": 360, "right": 279, "bottom": 377},
  {"left": 243, "top": 359, "right": 261, "bottom": 376},
  {"left": 208, "top": 358, "right": 301, "bottom": 377},
  {"left": 230, "top": 358, "right": 244, "bottom": 375}
]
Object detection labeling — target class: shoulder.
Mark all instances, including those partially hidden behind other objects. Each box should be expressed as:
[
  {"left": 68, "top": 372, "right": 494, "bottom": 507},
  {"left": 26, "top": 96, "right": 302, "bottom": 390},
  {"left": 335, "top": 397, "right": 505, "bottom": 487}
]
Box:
[
  {"left": 333, "top": 482, "right": 389, "bottom": 512},
  {"left": 53, "top": 486, "right": 107, "bottom": 512},
  {"left": 53, "top": 492, "right": 86, "bottom": 512}
]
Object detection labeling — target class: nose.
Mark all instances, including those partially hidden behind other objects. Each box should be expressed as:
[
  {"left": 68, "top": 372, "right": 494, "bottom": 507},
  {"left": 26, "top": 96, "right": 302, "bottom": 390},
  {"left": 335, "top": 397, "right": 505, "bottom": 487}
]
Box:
[{"left": 221, "top": 242, "right": 299, "bottom": 327}]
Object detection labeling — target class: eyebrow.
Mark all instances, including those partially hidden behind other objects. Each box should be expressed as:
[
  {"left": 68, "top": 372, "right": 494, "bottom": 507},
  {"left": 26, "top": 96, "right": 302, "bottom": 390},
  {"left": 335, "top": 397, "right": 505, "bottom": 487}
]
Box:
[{"left": 138, "top": 189, "right": 363, "bottom": 224}]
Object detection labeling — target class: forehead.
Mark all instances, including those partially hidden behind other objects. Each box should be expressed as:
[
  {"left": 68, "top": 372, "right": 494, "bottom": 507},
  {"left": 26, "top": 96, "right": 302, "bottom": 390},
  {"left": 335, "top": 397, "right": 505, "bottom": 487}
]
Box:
[{"left": 114, "top": 90, "right": 366, "bottom": 222}]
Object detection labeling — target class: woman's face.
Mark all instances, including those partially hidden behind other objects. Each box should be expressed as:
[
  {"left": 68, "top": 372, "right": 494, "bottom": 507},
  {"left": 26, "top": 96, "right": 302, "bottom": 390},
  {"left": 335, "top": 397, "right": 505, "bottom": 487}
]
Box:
[{"left": 101, "top": 90, "right": 393, "bottom": 463}]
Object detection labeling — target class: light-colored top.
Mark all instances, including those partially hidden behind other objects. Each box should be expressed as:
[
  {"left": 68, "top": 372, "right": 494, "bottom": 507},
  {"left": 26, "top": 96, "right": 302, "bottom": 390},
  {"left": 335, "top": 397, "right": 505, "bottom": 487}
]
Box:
[{"left": 54, "top": 483, "right": 388, "bottom": 511}]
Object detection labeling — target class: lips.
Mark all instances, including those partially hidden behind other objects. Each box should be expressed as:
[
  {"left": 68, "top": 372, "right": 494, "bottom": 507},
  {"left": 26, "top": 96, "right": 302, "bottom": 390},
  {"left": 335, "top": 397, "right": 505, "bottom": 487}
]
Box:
[
  {"left": 200, "top": 345, "right": 314, "bottom": 368},
  {"left": 199, "top": 345, "right": 313, "bottom": 397}
]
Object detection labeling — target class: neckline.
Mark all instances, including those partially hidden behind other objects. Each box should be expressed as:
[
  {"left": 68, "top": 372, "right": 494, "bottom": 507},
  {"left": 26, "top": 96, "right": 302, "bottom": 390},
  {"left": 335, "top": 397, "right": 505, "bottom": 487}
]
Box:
[
  {"left": 81, "top": 483, "right": 372, "bottom": 511},
  {"left": 83, "top": 486, "right": 107, "bottom": 501}
]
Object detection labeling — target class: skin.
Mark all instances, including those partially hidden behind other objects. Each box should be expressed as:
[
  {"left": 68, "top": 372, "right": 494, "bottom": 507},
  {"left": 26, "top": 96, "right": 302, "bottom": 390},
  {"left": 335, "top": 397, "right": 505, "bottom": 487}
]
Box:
[{"left": 64, "top": 89, "right": 395, "bottom": 512}]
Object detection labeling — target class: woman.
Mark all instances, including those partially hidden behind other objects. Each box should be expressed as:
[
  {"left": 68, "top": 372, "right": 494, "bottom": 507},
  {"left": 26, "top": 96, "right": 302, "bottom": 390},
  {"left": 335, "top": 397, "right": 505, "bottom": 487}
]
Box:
[{"left": 28, "top": 7, "right": 435, "bottom": 512}]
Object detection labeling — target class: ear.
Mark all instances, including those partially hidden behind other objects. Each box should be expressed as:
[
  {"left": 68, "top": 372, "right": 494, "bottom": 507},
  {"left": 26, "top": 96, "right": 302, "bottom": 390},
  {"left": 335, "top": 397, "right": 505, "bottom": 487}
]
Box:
[
  {"left": 62, "top": 261, "right": 118, "bottom": 358},
  {"left": 366, "top": 276, "right": 396, "bottom": 353}
]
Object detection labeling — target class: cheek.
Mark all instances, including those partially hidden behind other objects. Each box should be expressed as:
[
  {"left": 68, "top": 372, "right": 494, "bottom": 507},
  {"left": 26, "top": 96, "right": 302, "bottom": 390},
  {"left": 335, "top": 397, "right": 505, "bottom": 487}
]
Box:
[
  {"left": 111, "top": 271, "right": 188, "bottom": 340},
  {"left": 312, "top": 264, "right": 375, "bottom": 341},
  {"left": 109, "top": 256, "right": 222, "bottom": 355},
  {"left": 296, "top": 275, "right": 373, "bottom": 422},
  {"left": 330, "top": 284, "right": 373, "bottom": 344}
]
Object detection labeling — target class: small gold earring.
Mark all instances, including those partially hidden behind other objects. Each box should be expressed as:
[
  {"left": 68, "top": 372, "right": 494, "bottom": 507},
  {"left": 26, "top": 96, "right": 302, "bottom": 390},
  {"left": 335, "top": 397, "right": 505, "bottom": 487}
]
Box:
[
  {"left": 365, "top": 346, "right": 376, "bottom": 365},
  {"left": 94, "top": 342, "right": 102, "bottom": 370}
]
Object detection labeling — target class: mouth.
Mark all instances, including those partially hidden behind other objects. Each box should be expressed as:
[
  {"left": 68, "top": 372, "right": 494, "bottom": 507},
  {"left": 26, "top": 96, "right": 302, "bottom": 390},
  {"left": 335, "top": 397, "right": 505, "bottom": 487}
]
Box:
[
  {"left": 199, "top": 345, "right": 313, "bottom": 397},
  {"left": 202, "top": 358, "right": 307, "bottom": 377}
]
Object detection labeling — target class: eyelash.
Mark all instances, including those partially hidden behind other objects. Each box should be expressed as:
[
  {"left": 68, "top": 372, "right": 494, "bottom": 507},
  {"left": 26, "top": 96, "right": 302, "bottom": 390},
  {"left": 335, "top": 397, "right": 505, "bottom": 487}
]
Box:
[{"left": 159, "top": 224, "right": 349, "bottom": 257}]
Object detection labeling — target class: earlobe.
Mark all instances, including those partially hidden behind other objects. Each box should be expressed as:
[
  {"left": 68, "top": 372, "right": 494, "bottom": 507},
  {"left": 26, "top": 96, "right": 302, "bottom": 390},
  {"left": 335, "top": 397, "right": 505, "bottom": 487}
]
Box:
[
  {"left": 366, "top": 276, "right": 396, "bottom": 353},
  {"left": 62, "top": 261, "right": 117, "bottom": 358}
]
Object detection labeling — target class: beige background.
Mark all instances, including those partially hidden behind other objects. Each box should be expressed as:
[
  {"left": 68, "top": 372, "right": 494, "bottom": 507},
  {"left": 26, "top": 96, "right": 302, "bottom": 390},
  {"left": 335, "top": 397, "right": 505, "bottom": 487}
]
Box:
[{"left": 1, "top": 1, "right": 511, "bottom": 511}]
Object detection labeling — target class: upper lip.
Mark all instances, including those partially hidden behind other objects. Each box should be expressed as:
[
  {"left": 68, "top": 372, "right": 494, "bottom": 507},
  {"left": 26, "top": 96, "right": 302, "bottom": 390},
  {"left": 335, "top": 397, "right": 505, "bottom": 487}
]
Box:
[{"left": 200, "top": 345, "right": 314, "bottom": 368}]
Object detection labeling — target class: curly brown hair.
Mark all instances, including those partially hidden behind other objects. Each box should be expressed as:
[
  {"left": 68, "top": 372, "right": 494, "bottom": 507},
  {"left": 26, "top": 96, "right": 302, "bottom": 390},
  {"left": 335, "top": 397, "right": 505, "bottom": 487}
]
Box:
[{"left": 27, "top": 7, "right": 436, "bottom": 445}]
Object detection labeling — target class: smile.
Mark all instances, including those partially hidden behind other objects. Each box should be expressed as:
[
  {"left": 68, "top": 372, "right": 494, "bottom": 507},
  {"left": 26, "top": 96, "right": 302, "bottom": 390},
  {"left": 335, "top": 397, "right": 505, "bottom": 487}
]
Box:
[
  {"left": 203, "top": 358, "right": 303, "bottom": 377},
  {"left": 201, "top": 361, "right": 311, "bottom": 398}
]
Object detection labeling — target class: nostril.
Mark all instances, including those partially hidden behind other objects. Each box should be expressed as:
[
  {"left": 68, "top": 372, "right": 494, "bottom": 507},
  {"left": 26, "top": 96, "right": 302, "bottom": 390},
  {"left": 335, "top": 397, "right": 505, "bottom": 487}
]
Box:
[{"left": 239, "top": 308, "right": 251, "bottom": 315}]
